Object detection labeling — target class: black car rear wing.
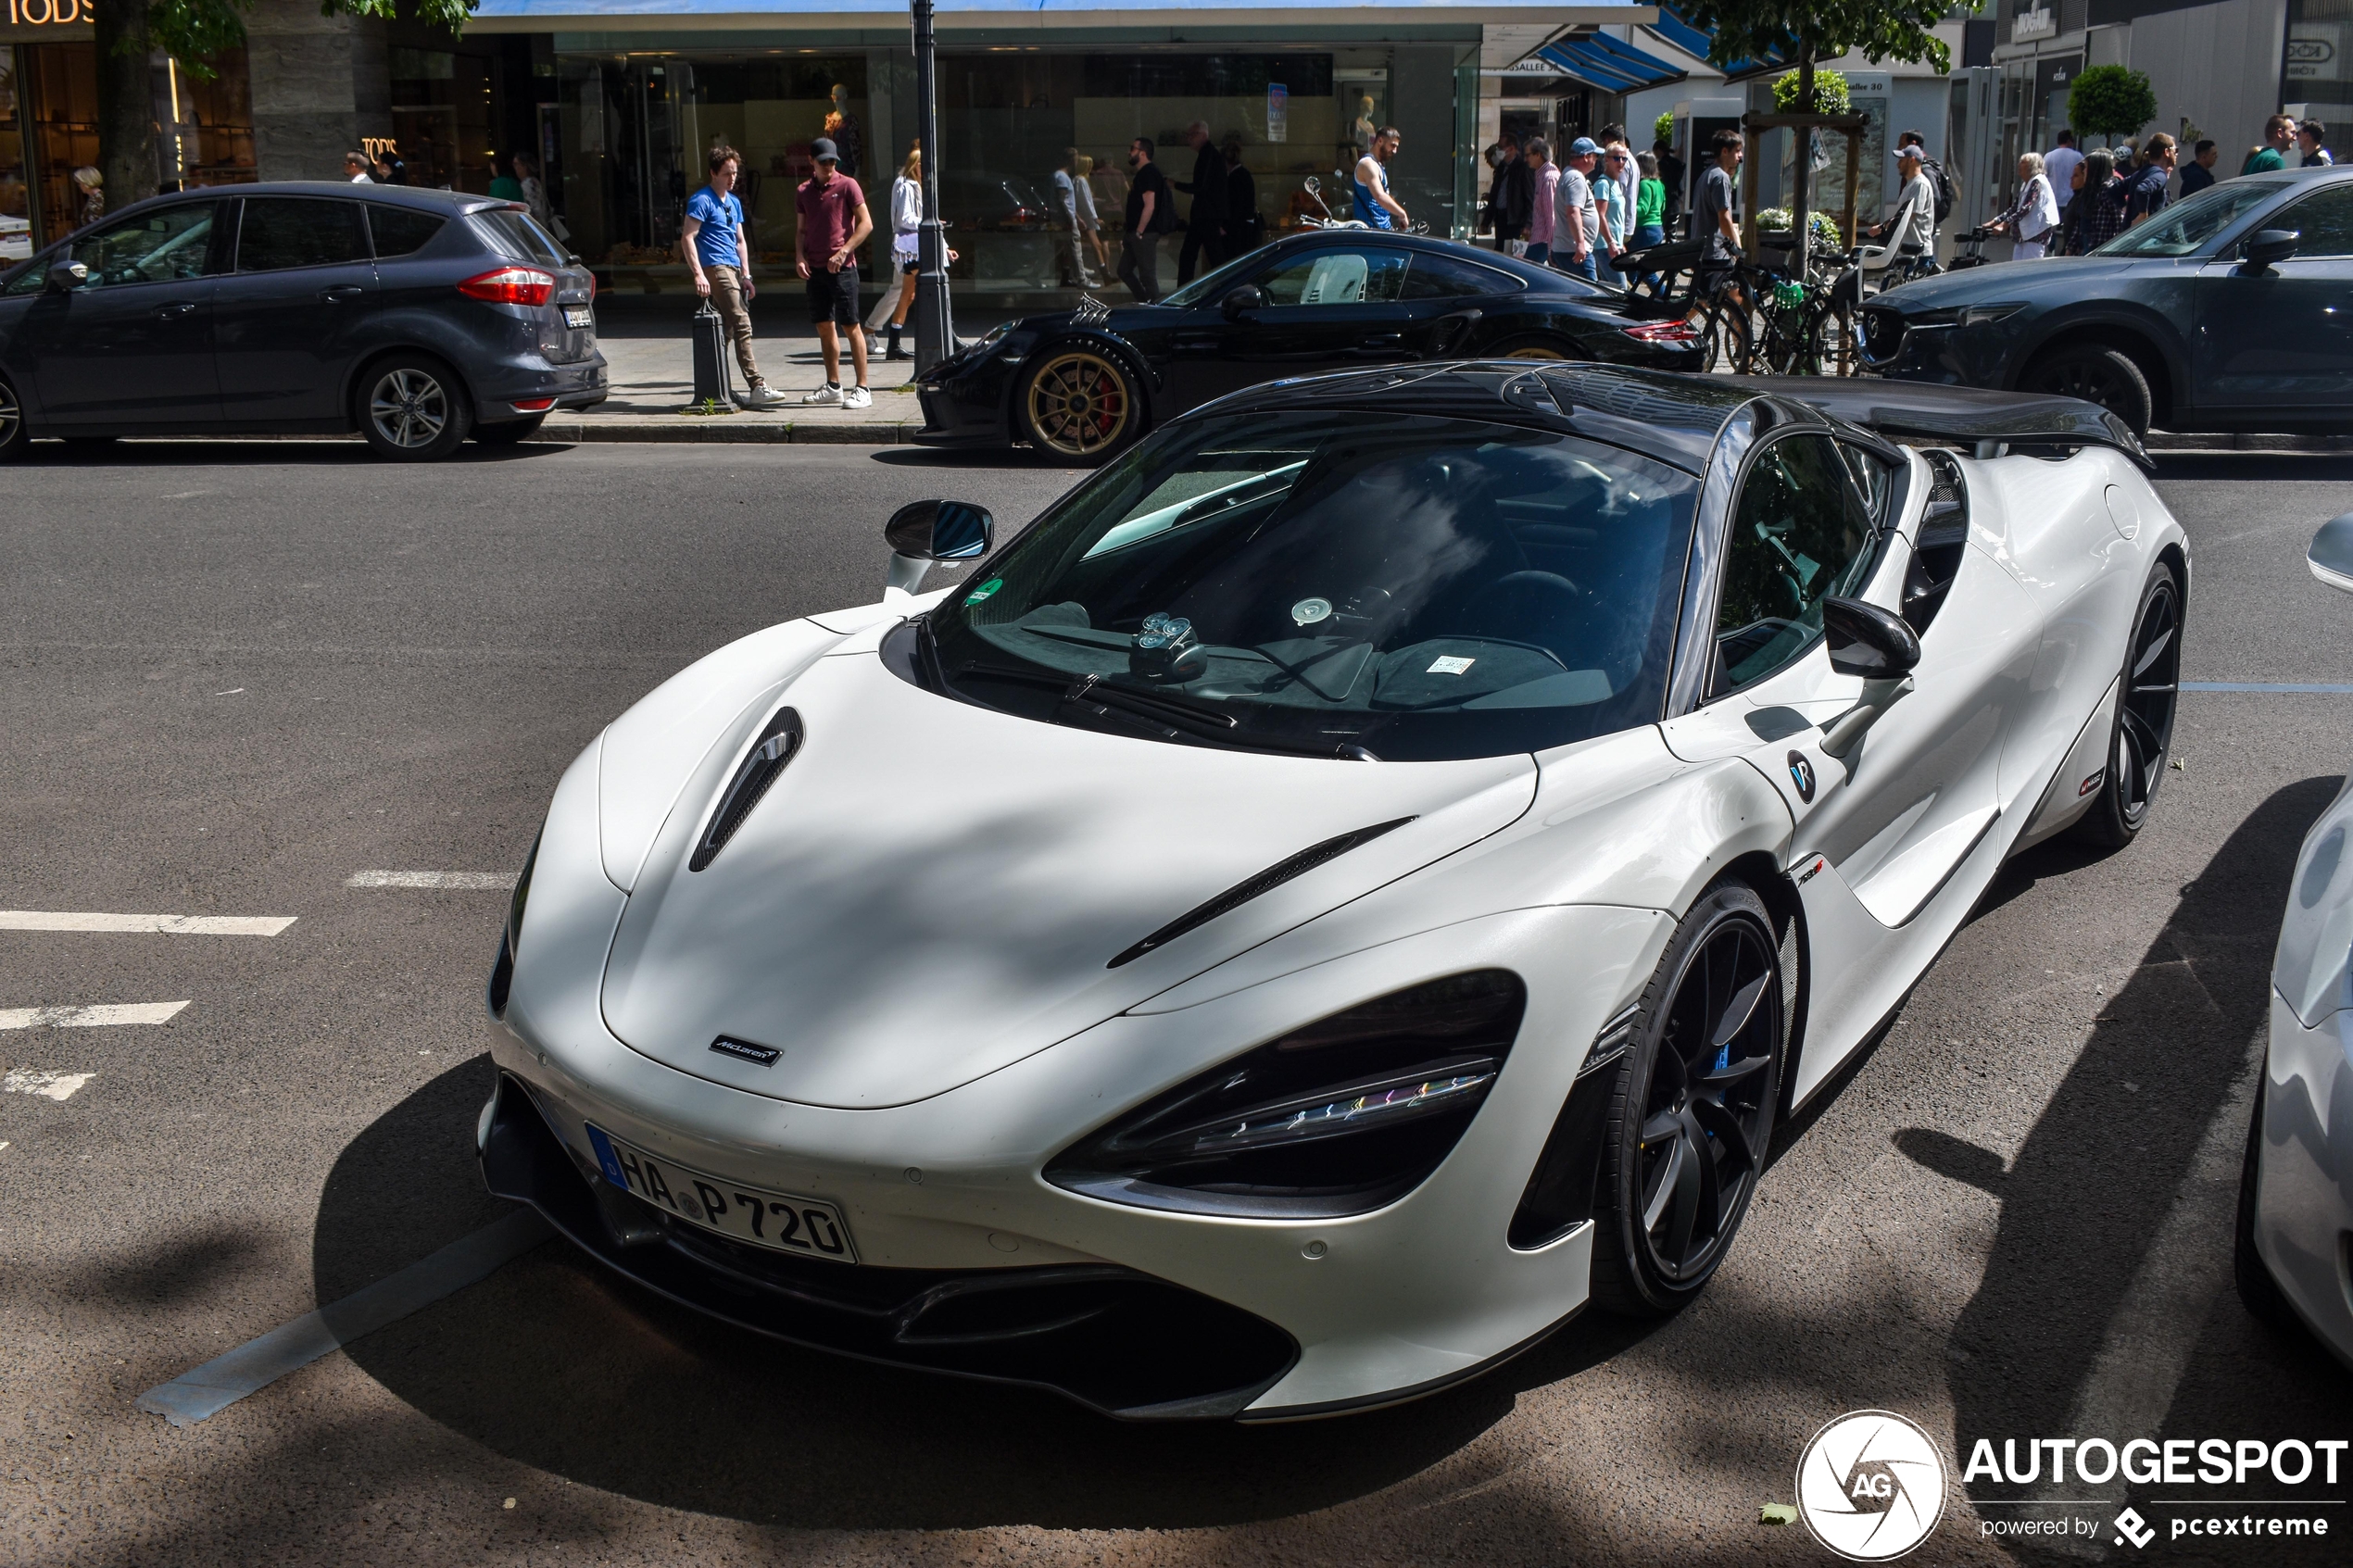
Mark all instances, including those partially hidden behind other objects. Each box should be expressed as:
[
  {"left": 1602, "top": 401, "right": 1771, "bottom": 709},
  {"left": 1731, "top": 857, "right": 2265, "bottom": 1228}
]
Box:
[{"left": 1726, "top": 377, "right": 2156, "bottom": 472}]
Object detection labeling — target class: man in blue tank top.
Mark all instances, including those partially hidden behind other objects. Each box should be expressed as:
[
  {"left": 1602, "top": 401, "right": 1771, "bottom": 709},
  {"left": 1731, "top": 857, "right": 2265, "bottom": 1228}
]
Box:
[{"left": 1353, "top": 126, "right": 1409, "bottom": 230}]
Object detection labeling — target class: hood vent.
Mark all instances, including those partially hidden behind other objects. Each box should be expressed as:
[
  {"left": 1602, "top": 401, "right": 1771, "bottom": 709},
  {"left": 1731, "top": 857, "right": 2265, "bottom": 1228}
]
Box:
[
  {"left": 1106, "top": 816, "right": 1416, "bottom": 969},
  {"left": 690, "top": 709, "right": 803, "bottom": 872}
]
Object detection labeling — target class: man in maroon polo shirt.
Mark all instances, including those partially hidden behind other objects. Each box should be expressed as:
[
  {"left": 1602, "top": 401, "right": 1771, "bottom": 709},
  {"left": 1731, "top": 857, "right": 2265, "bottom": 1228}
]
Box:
[{"left": 797, "top": 136, "right": 876, "bottom": 408}]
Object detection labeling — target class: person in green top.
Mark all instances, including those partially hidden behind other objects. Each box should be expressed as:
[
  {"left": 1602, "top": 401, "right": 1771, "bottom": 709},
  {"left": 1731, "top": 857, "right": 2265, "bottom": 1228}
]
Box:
[
  {"left": 1630, "top": 149, "right": 1667, "bottom": 292},
  {"left": 2242, "top": 113, "right": 2295, "bottom": 176},
  {"left": 487, "top": 156, "right": 525, "bottom": 202}
]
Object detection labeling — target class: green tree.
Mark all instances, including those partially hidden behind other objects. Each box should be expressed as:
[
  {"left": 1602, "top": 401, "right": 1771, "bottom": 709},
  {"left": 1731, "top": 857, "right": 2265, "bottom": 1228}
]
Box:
[
  {"left": 94, "top": 0, "right": 477, "bottom": 218},
  {"left": 1675, "top": 0, "right": 1986, "bottom": 281},
  {"left": 2067, "top": 64, "right": 2158, "bottom": 145},
  {"left": 1655, "top": 109, "right": 1677, "bottom": 149},
  {"left": 1772, "top": 66, "right": 1850, "bottom": 116}
]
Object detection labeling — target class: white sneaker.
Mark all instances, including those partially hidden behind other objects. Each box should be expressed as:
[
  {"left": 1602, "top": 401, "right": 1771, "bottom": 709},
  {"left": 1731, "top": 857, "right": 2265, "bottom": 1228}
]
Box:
[
  {"left": 842, "top": 384, "right": 873, "bottom": 410},
  {"left": 801, "top": 383, "right": 843, "bottom": 406},
  {"left": 740, "top": 385, "right": 784, "bottom": 409}
]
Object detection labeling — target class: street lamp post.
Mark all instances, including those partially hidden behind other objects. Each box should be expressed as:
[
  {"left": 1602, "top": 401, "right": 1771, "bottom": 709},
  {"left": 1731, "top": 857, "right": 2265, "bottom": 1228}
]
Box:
[{"left": 911, "top": 0, "right": 955, "bottom": 370}]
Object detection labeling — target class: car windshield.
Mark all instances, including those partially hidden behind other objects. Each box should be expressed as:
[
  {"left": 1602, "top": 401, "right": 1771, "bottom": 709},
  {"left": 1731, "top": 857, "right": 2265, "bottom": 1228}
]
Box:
[
  {"left": 1160, "top": 248, "right": 1266, "bottom": 307},
  {"left": 921, "top": 411, "right": 1699, "bottom": 761},
  {"left": 2093, "top": 179, "right": 2284, "bottom": 257}
]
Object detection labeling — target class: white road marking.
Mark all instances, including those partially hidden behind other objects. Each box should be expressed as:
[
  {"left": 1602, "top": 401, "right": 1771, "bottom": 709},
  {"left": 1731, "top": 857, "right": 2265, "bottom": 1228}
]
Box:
[
  {"left": 345, "top": 872, "right": 516, "bottom": 889},
  {"left": 135, "top": 1208, "right": 553, "bottom": 1427},
  {"left": 3, "top": 1070, "right": 96, "bottom": 1100},
  {"left": 0, "top": 1002, "right": 190, "bottom": 1030},
  {"left": 0, "top": 910, "right": 295, "bottom": 935},
  {"left": 214, "top": 688, "right": 244, "bottom": 696}
]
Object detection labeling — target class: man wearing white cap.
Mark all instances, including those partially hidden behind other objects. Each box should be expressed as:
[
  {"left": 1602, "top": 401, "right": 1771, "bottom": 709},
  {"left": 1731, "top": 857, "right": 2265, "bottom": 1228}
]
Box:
[
  {"left": 1554, "top": 137, "right": 1603, "bottom": 282},
  {"left": 1868, "top": 143, "right": 1937, "bottom": 275}
]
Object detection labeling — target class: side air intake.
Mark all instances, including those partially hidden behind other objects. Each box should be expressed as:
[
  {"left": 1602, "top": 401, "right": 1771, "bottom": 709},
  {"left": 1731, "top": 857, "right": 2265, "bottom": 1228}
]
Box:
[
  {"left": 1105, "top": 817, "right": 1416, "bottom": 969},
  {"left": 689, "top": 709, "right": 803, "bottom": 872}
]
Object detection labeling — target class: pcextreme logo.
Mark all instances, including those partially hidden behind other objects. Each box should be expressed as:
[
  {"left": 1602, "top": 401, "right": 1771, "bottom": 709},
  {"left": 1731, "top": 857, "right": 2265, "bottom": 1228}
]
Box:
[{"left": 1795, "top": 1410, "right": 1950, "bottom": 1561}]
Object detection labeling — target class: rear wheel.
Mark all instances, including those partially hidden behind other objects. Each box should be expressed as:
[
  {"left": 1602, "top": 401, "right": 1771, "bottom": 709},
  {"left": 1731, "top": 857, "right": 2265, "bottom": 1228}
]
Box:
[
  {"left": 1491, "top": 334, "right": 1579, "bottom": 361},
  {"left": 0, "top": 378, "right": 23, "bottom": 462},
  {"left": 1589, "top": 881, "right": 1786, "bottom": 1317},
  {"left": 1018, "top": 345, "right": 1139, "bottom": 467},
  {"left": 2024, "top": 344, "right": 2155, "bottom": 436},
  {"left": 2072, "top": 559, "right": 2182, "bottom": 847},
  {"left": 356, "top": 354, "right": 472, "bottom": 461}
]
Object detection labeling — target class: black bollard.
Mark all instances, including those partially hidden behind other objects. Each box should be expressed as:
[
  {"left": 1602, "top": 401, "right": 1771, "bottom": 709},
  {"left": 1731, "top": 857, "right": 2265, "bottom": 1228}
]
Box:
[{"left": 690, "top": 299, "right": 732, "bottom": 408}]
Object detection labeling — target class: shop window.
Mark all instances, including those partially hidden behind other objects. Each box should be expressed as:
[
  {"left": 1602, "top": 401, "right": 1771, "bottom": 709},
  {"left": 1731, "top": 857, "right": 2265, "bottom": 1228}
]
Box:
[
  {"left": 22, "top": 43, "right": 95, "bottom": 245},
  {"left": 392, "top": 45, "right": 497, "bottom": 194},
  {"left": 171, "top": 51, "right": 257, "bottom": 190},
  {"left": 0, "top": 55, "right": 26, "bottom": 258}
]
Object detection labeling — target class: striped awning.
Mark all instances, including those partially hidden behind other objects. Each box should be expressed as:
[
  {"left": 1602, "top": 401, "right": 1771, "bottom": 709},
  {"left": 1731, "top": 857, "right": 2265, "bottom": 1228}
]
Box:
[
  {"left": 1641, "top": 1, "right": 1791, "bottom": 82},
  {"left": 1534, "top": 31, "right": 1688, "bottom": 92}
]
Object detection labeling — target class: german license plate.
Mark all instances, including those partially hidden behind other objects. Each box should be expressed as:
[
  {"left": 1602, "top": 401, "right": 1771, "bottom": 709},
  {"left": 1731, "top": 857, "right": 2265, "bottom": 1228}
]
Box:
[
  {"left": 562, "top": 305, "right": 594, "bottom": 329},
  {"left": 585, "top": 1123, "right": 857, "bottom": 1263}
]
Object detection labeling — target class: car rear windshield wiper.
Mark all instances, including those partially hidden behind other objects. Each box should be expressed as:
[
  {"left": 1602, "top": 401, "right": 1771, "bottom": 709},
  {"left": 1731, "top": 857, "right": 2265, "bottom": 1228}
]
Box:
[{"left": 957, "top": 662, "right": 1378, "bottom": 760}]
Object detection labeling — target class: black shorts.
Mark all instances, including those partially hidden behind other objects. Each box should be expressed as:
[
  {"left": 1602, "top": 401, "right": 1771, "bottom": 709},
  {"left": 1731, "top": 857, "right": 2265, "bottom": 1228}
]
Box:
[{"left": 807, "top": 267, "right": 861, "bottom": 325}]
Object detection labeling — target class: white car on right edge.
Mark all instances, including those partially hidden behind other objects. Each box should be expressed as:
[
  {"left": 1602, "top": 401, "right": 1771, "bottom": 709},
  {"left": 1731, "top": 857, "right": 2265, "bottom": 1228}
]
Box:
[{"left": 2239, "top": 511, "right": 2353, "bottom": 1368}]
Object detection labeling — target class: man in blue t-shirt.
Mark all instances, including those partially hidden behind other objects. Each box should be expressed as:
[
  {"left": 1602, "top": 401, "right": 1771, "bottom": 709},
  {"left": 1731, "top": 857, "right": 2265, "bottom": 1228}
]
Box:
[{"left": 682, "top": 144, "right": 780, "bottom": 408}]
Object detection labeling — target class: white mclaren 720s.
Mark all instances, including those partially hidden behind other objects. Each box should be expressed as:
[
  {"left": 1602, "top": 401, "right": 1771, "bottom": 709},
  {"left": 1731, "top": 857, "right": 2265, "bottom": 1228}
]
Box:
[{"left": 479, "top": 363, "right": 2187, "bottom": 1422}]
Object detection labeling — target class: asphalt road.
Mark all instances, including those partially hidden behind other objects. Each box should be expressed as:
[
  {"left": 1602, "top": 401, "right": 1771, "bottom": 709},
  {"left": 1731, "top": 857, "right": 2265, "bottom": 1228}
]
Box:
[{"left": 2, "top": 440, "right": 2350, "bottom": 1568}]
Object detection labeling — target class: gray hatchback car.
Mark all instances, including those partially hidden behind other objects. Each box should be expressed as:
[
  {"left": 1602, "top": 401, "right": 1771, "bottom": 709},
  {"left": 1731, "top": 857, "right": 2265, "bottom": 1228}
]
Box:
[
  {"left": 0, "top": 182, "right": 606, "bottom": 460},
  {"left": 1858, "top": 166, "right": 2353, "bottom": 437}
]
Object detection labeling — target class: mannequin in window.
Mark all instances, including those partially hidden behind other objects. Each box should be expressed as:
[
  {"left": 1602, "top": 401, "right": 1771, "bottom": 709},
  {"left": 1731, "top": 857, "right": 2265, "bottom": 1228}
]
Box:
[{"left": 827, "top": 85, "right": 862, "bottom": 178}]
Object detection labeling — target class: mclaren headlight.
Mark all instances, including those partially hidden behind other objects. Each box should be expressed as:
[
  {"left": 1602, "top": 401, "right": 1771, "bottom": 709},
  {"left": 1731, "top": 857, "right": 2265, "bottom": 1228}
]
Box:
[
  {"left": 1045, "top": 970, "right": 1527, "bottom": 1219},
  {"left": 486, "top": 826, "right": 541, "bottom": 1019}
]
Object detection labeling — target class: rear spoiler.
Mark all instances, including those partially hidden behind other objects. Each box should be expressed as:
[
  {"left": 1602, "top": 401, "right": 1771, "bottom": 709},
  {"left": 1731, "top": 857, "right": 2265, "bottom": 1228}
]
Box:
[{"left": 1726, "top": 377, "right": 2155, "bottom": 472}]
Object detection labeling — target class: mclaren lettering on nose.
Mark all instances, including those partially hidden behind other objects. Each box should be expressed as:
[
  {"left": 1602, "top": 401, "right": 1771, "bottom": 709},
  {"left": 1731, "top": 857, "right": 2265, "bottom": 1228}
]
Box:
[{"left": 710, "top": 1035, "right": 781, "bottom": 1066}]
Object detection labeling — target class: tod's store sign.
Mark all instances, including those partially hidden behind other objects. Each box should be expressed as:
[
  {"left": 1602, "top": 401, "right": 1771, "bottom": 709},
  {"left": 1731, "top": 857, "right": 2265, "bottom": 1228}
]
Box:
[{"left": 1, "top": 0, "right": 96, "bottom": 39}]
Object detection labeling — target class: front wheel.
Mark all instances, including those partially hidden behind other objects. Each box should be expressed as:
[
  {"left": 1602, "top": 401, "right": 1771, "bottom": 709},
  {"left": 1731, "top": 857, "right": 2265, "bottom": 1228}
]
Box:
[
  {"left": 0, "top": 378, "right": 24, "bottom": 462},
  {"left": 356, "top": 354, "right": 473, "bottom": 461},
  {"left": 2024, "top": 344, "right": 2155, "bottom": 437},
  {"left": 1018, "top": 345, "right": 1141, "bottom": 467},
  {"left": 2072, "top": 558, "right": 2183, "bottom": 847},
  {"left": 1588, "top": 881, "right": 1787, "bottom": 1317}
]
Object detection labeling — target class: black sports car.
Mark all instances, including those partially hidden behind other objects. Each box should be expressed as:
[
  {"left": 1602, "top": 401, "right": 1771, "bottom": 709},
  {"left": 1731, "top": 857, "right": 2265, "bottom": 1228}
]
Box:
[{"left": 913, "top": 229, "right": 1705, "bottom": 464}]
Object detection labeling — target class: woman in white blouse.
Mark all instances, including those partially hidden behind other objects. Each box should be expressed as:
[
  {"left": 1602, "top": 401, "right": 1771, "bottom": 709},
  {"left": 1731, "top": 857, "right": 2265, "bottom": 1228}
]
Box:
[{"left": 1986, "top": 151, "right": 2061, "bottom": 261}]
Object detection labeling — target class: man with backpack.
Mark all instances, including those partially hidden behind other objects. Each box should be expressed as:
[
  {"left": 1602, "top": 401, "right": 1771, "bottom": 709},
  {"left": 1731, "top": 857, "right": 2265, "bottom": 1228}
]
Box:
[
  {"left": 1894, "top": 130, "right": 1955, "bottom": 230},
  {"left": 1868, "top": 143, "right": 1940, "bottom": 279}
]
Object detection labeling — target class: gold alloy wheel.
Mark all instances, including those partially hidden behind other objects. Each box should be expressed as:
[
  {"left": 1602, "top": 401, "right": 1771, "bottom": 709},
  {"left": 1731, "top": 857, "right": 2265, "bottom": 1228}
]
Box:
[
  {"left": 1500, "top": 342, "right": 1572, "bottom": 360},
  {"left": 1025, "top": 349, "right": 1133, "bottom": 459}
]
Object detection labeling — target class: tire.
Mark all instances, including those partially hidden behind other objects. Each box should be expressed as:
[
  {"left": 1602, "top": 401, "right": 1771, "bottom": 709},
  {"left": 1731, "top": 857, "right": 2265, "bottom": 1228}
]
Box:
[
  {"left": 2071, "top": 558, "right": 2183, "bottom": 847},
  {"left": 0, "top": 377, "right": 24, "bottom": 462},
  {"left": 1589, "top": 881, "right": 1787, "bottom": 1317},
  {"left": 1017, "top": 345, "right": 1141, "bottom": 467},
  {"left": 1489, "top": 333, "right": 1579, "bottom": 361},
  {"left": 473, "top": 413, "right": 548, "bottom": 446},
  {"left": 355, "top": 354, "right": 473, "bottom": 461},
  {"left": 2233, "top": 1081, "right": 2304, "bottom": 1333},
  {"left": 2024, "top": 344, "right": 2155, "bottom": 437}
]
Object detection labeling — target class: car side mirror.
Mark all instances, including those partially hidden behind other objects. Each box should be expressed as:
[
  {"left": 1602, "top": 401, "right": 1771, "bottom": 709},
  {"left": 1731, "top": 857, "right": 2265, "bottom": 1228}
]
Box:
[
  {"left": 883, "top": 498, "right": 995, "bottom": 595},
  {"left": 2310, "top": 511, "right": 2353, "bottom": 595},
  {"left": 1221, "top": 284, "right": 1265, "bottom": 320},
  {"left": 44, "top": 260, "right": 88, "bottom": 294},
  {"left": 2241, "top": 228, "right": 2300, "bottom": 274},
  {"left": 1821, "top": 596, "right": 1921, "bottom": 679}
]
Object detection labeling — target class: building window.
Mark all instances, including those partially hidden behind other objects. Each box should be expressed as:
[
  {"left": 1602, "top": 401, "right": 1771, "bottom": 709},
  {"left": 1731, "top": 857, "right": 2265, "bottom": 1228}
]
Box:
[{"left": 392, "top": 44, "right": 498, "bottom": 193}]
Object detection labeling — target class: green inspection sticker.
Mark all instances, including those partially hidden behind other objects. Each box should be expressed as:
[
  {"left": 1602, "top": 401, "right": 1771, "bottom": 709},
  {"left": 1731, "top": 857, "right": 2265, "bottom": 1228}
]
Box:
[{"left": 964, "top": 578, "right": 1003, "bottom": 605}]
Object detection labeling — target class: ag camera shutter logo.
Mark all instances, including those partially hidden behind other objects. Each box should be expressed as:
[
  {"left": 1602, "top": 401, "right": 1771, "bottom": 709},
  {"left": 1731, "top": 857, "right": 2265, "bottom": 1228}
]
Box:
[{"left": 1795, "top": 1410, "right": 1950, "bottom": 1561}]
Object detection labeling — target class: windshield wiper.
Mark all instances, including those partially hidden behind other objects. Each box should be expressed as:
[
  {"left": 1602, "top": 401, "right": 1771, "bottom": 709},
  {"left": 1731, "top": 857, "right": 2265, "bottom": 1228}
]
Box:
[{"left": 959, "top": 662, "right": 1377, "bottom": 760}]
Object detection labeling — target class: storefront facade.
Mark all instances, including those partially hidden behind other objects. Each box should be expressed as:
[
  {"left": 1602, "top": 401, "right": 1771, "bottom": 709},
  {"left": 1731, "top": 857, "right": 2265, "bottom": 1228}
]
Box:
[{"left": 471, "top": 1, "right": 1648, "bottom": 301}]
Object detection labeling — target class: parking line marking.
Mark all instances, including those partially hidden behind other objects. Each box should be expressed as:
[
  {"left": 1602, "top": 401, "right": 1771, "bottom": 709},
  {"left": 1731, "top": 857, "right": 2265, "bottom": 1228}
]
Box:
[
  {"left": 0, "top": 1002, "right": 189, "bottom": 1029},
  {"left": 2181, "top": 682, "right": 2353, "bottom": 693},
  {"left": 0, "top": 911, "right": 296, "bottom": 935},
  {"left": 345, "top": 872, "right": 516, "bottom": 889},
  {"left": 2, "top": 1069, "right": 95, "bottom": 1100},
  {"left": 135, "top": 1207, "right": 554, "bottom": 1428}
]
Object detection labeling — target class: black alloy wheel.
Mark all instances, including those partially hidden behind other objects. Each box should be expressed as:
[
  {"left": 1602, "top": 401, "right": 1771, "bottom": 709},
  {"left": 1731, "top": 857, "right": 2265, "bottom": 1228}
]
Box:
[
  {"left": 0, "top": 379, "right": 30, "bottom": 461},
  {"left": 2073, "top": 559, "right": 2182, "bottom": 847},
  {"left": 2025, "top": 344, "right": 2155, "bottom": 437},
  {"left": 357, "top": 353, "right": 473, "bottom": 461},
  {"left": 1590, "top": 882, "right": 1786, "bottom": 1316}
]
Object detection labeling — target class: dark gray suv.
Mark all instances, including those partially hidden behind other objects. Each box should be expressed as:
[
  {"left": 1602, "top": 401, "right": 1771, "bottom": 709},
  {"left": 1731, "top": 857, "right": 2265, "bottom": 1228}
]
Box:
[
  {"left": 0, "top": 182, "right": 606, "bottom": 460},
  {"left": 1857, "top": 167, "right": 2353, "bottom": 438}
]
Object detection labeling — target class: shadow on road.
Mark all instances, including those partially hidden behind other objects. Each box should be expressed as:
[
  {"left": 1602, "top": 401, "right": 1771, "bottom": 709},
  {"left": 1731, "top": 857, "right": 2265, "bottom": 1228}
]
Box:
[
  {"left": 25, "top": 439, "right": 562, "bottom": 467},
  {"left": 1934, "top": 776, "right": 2353, "bottom": 1555},
  {"left": 311, "top": 1056, "right": 1667, "bottom": 1530}
]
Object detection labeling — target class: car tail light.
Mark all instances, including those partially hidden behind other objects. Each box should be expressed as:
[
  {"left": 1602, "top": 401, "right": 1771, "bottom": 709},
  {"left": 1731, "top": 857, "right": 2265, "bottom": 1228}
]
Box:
[
  {"left": 1621, "top": 320, "right": 1701, "bottom": 345},
  {"left": 1045, "top": 970, "right": 1527, "bottom": 1218},
  {"left": 459, "top": 266, "right": 556, "bottom": 307}
]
